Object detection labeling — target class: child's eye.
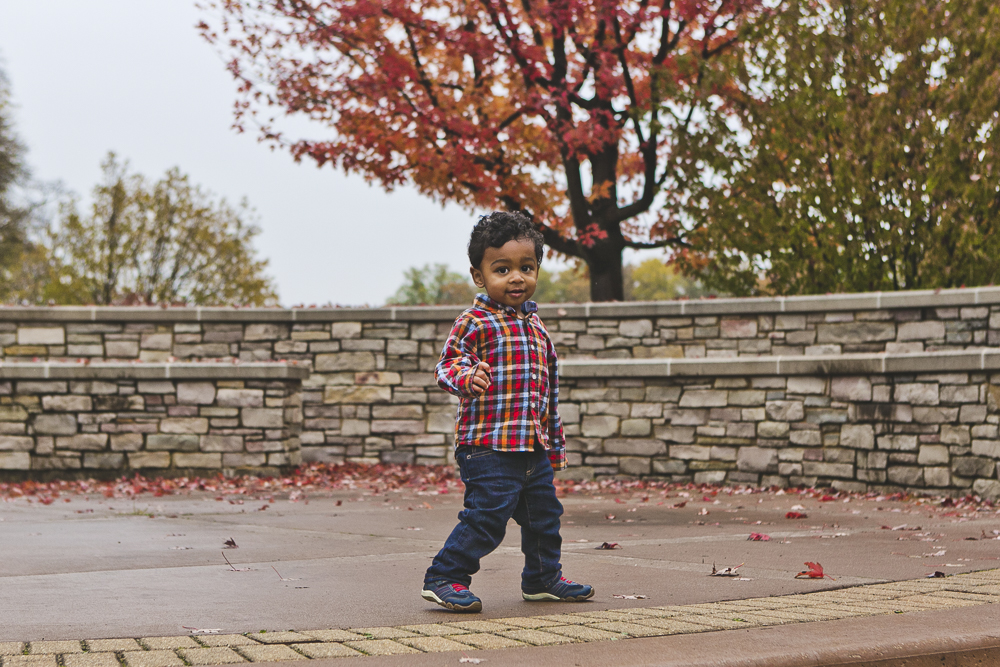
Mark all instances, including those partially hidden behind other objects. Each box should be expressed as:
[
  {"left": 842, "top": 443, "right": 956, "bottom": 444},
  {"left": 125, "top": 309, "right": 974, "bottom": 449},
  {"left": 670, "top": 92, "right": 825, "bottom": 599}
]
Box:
[
  {"left": 522, "top": 265, "right": 535, "bottom": 273},
  {"left": 496, "top": 267, "right": 508, "bottom": 275}
]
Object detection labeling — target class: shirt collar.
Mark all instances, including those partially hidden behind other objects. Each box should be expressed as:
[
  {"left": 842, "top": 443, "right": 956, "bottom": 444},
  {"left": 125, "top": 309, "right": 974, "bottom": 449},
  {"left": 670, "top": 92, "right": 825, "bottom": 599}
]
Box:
[{"left": 474, "top": 293, "right": 538, "bottom": 318}]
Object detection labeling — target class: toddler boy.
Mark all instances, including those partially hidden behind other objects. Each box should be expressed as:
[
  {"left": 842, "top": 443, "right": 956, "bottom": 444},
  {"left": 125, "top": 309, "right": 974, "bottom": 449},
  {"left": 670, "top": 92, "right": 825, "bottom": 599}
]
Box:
[{"left": 421, "top": 211, "right": 594, "bottom": 613}]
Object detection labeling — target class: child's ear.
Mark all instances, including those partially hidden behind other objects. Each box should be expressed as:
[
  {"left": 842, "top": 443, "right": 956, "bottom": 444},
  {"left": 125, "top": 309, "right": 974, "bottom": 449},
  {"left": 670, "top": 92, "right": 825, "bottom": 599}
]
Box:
[{"left": 470, "top": 266, "right": 485, "bottom": 288}]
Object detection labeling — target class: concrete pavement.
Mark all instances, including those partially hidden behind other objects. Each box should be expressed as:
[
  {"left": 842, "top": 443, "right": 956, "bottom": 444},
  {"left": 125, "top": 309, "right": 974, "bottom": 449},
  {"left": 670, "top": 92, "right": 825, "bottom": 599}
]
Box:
[{"left": 2, "top": 481, "right": 999, "bottom": 665}]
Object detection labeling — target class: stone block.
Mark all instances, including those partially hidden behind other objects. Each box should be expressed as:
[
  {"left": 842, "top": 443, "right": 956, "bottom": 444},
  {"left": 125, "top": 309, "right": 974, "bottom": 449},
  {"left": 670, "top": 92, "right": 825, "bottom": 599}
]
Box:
[
  {"left": 602, "top": 438, "right": 666, "bottom": 456},
  {"left": 138, "top": 381, "right": 175, "bottom": 394},
  {"left": 330, "top": 322, "right": 362, "bottom": 339},
  {"left": 315, "top": 352, "right": 376, "bottom": 372},
  {"left": 17, "top": 381, "right": 67, "bottom": 394},
  {"left": 898, "top": 321, "right": 946, "bottom": 341},
  {"left": 372, "top": 404, "right": 423, "bottom": 420},
  {"left": 757, "top": 421, "right": 790, "bottom": 438},
  {"left": 670, "top": 445, "right": 711, "bottom": 460},
  {"left": 737, "top": 447, "right": 778, "bottom": 473},
  {"left": 581, "top": 415, "right": 619, "bottom": 438},
  {"left": 200, "top": 435, "right": 244, "bottom": 452},
  {"left": 694, "top": 470, "right": 727, "bottom": 484},
  {"left": 0, "top": 452, "right": 31, "bottom": 469},
  {"left": 912, "top": 406, "right": 960, "bottom": 423},
  {"left": 765, "top": 400, "right": 804, "bottom": 421},
  {"left": 972, "top": 479, "right": 1000, "bottom": 500},
  {"left": 923, "top": 467, "right": 950, "bottom": 487},
  {"left": 729, "top": 391, "right": 766, "bottom": 406},
  {"left": 940, "top": 425, "right": 971, "bottom": 445},
  {"left": 877, "top": 434, "right": 918, "bottom": 451},
  {"left": 960, "top": 404, "right": 988, "bottom": 423},
  {"left": 40, "top": 395, "right": 92, "bottom": 412},
  {"left": 894, "top": 383, "right": 940, "bottom": 405},
  {"left": 323, "top": 385, "right": 391, "bottom": 404},
  {"left": 940, "top": 385, "right": 979, "bottom": 404},
  {"left": 174, "top": 453, "right": 223, "bottom": 468},
  {"left": 177, "top": 383, "right": 216, "bottom": 405},
  {"left": 614, "top": 456, "right": 648, "bottom": 476},
  {"left": 355, "top": 372, "right": 402, "bottom": 386},
  {"left": 653, "top": 425, "right": 694, "bottom": 443},
  {"left": 952, "top": 456, "right": 995, "bottom": 478},
  {"left": 105, "top": 341, "right": 139, "bottom": 357},
  {"left": 110, "top": 433, "right": 143, "bottom": 451},
  {"left": 786, "top": 377, "right": 826, "bottom": 395},
  {"left": 371, "top": 420, "right": 424, "bottom": 434},
  {"left": 840, "top": 424, "right": 875, "bottom": 449},
  {"left": 726, "top": 422, "right": 756, "bottom": 439},
  {"left": 720, "top": 319, "right": 757, "bottom": 338},
  {"left": 244, "top": 324, "right": 289, "bottom": 341},
  {"left": 971, "top": 440, "right": 1000, "bottom": 459},
  {"left": 802, "top": 461, "right": 854, "bottom": 478},
  {"left": 56, "top": 434, "right": 108, "bottom": 451},
  {"left": 0, "top": 405, "right": 29, "bottom": 421},
  {"left": 652, "top": 458, "right": 687, "bottom": 474},
  {"left": 140, "top": 333, "right": 173, "bottom": 350},
  {"left": 679, "top": 390, "right": 728, "bottom": 408},
  {"left": 918, "top": 445, "right": 950, "bottom": 465},
  {"left": 0, "top": 436, "right": 33, "bottom": 451},
  {"left": 830, "top": 377, "right": 872, "bottom": 402},
  {"left": 885, "top": 466, "right": 923, "bottom": 485},
  {"left": 619, "top": 320, "right": 653, "bottom": 338},
  {"left": 83, "top": 453, "right": 126, "bottom": 469},
  {"left": 775, "top": 314, "right": 807, "bottom": 330},
  {"left": 160, "top": 418, "right": 209, "bottom": 434},
  {"left": 33, "top": 414, "right": 77, "bottom": 435},
  {"left": 146, "top": 434, "right": 199, "bottom": 451},
  {"left": 242, "top": 408, "right": 283, "bottom": 428},
  {"left": 620, "top": 419, "right": 651, "bottom": 436},
  {"left": 216, "top": 388, "right": 264, "bottom": 407},
  {"left": 816, "top": 322, "right": 895, "bottom": 344},
  {"left": 790, "top": 429, "right": 822, "bottom": 446},
  {"left": 645, "top": 386, "right": 682, "bottom": 402},
  {"left": 128, "top": 452, "right": 171, "bottom": 468},
  {"left": 17, "top": 327, "right": 65, "bottom": 345}
]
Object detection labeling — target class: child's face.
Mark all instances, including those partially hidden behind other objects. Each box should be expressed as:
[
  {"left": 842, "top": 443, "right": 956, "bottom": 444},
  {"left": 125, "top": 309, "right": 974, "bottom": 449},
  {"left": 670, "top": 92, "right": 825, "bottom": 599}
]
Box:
[{"left": 470, "top": 238, "right": 538, "bottom": 311}]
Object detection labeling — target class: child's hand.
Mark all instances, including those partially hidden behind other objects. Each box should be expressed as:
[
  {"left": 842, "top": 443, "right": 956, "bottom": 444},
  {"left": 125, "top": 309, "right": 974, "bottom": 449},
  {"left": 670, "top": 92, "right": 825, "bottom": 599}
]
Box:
[{"left": 470, "top": 361, "right": 491, "bottom": 396}]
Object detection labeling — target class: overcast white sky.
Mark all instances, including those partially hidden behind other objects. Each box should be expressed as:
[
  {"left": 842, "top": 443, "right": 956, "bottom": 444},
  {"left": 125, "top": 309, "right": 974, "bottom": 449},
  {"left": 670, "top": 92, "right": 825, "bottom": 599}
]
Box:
[{"left": 0, "top": 1, "right": 654, "bottom": 305}]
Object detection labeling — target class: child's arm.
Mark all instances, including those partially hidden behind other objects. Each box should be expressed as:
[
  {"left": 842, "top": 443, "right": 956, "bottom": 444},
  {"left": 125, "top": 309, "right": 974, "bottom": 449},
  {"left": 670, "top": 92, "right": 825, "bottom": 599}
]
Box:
[
  {"left": 436, "top": 314, "right": 491, "bottom": 398},
  {"left": 546, "top": 336, "right": 567, "bottom": 471}
]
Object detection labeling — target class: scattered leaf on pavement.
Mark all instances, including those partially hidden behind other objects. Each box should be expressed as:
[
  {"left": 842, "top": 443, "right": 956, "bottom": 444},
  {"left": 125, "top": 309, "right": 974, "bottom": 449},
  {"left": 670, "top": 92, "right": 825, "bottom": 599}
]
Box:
[
  {"left": 747, "top": 533, "right": 770, "bottom": 541},
  {"left": 596, "top": 542, "right": 620, "bottom": 550},
  {"left": 710, "top": 563, "right": 744, "bottom": 576},
  {"left": 785, "top": 511, "right": 808, "bottom": 519},
  {"left": 223, "top": 538, "right": 238, "bottom": 549},
  {"left": 795, "top": 562, "right": 835, "bottom": 580},
  {"left": 612, "top": 594, "right": 649, "bottom": 599}
]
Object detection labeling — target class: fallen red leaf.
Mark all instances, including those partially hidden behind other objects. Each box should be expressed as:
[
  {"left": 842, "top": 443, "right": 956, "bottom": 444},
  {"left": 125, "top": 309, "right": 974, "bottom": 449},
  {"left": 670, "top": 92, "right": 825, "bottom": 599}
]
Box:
[
  {"left": 748, "top": 532, "right": 771, "bottom": 541},
  {"left": 786, "top": 511, "right": 808, "bottom": 519},
  {"left": 596, "top": 542, "right": 620, "bottom": 550},
  {"left": 795, "top": 562, "right": 835, "bottom": 580}
]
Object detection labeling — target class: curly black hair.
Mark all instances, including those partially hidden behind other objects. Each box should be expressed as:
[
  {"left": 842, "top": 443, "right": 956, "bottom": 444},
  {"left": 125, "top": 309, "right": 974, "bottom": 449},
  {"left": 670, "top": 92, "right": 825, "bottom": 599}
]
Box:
[{"left": 468, "top": 211, "right": 545, "bottom": 269}]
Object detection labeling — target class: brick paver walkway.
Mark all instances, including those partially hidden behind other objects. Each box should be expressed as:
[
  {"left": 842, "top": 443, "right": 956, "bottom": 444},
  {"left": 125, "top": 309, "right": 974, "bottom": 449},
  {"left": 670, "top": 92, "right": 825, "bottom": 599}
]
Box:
[{"left": 3, "top": 568, "right": 999, "bottom": 664}]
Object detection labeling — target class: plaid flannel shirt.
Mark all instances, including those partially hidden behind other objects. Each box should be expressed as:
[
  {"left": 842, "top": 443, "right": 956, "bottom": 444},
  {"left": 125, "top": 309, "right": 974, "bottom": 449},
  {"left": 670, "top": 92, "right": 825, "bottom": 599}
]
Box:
[{"left": 436, "top": 293, "right": 566, "bottom": 470}]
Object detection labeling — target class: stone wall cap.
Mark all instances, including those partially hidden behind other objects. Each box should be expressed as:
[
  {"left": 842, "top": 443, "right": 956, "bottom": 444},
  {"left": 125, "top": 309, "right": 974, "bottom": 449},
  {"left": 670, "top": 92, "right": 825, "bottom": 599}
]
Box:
[
  {"left": 1, "top": 285, "right": 998, "bottom": 322},
  {"left": 0, "top": 362, "right": 310, "bottom": 380},
  {"left": 560, "top": 349, "right": 1000, "bottom": 377}
]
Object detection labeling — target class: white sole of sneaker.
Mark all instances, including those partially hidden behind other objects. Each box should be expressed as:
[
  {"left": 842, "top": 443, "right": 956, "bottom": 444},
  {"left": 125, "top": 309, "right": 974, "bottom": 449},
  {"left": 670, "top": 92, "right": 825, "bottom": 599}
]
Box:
[
  {"left": 421, "top": 588, "right": 483, "bottom": 612},
  {"left": 522, "top": 589, "right": 595, "bottom": 602}
]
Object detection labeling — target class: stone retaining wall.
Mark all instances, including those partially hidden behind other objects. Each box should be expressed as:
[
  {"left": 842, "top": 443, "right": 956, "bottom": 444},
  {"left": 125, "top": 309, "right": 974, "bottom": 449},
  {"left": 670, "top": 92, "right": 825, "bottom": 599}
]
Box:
[
  {"left": 0, "top": 364, "right": 305, "bottom": 479},
  {"left": 2, "top": 287, "right": 1000, "bottom": 484},
  {"left": 558, "top": 351, "right": 1000, "bottom": 499}
]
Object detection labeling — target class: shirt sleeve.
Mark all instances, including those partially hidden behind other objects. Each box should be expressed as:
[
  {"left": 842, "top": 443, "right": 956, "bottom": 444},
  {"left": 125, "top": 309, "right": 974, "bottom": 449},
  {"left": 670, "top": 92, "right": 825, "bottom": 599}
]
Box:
[
  {"left": 545, "top": 330, "right": 566, "bottom": 471},
  {"left": 435, "top": 313, "right": 483, "bottom": 399}
]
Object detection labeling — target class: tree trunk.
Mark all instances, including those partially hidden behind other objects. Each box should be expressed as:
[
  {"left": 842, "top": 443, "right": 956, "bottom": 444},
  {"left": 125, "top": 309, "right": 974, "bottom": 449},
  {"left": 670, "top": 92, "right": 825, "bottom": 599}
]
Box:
[{"left": 582, "top": 223, "right": 626, "bottom": 302}]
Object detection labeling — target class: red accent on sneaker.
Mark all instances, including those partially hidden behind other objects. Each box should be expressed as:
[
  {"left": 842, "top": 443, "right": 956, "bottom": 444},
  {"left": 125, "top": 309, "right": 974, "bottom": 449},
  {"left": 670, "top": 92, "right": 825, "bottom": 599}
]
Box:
[
  {"left": 560, "top": 577, "right": 572, "bottom": 583},
  {"left": 452, "top": 584, "right": 469, "bottom": 592}
]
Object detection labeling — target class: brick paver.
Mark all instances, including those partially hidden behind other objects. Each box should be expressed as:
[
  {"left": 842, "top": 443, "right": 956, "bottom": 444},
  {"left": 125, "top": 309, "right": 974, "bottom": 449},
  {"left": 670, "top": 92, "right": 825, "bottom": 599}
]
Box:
[
  {"left": 86, "top": 639, "right": 143, "bottom": 652},
  {"left": 121, "top": 650, "right": 185, "bottom": 667},
  {"left": 29, "top": 641, "right": 82, "bottom": 655},
  {"left": 178, "top": 648, "right": 246, "bottom": 665},
  {"left": 290, "top": 643, "right": 364, "bottom": 659},
  {"left": 140, "top": 637, "right": 200, "bottom": 650},
  {"left": 236, "top": 645, "right": 307, "bottom": 662},
  {"left": 63, "top": 652, "right": 119, "bottom": 667}
]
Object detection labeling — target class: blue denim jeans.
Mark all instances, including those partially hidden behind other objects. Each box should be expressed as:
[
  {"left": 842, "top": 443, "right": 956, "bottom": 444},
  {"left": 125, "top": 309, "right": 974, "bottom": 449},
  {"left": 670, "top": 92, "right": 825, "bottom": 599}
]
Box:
[{"left": 424, "top": 445, "right": 564, "bottom": 594}]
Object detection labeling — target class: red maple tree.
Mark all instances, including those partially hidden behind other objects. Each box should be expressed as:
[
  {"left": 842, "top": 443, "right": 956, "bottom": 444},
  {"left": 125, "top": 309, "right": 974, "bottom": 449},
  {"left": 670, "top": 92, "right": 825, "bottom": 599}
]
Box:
[{"left": 199, "top": 0, "right": 763, "bottom": 301}]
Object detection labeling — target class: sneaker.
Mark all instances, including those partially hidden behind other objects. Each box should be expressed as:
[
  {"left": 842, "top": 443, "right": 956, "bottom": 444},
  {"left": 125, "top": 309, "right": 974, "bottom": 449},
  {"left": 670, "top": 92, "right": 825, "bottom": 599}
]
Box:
[
  {"left": 522, "top": 576, "right": 594, "bottom": 602},
  {"left": 421, "top": 580, "right": 483, "bottom": 612}
]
